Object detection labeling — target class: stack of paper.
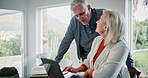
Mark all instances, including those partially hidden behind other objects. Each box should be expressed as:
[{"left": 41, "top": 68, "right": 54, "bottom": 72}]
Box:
[{"left": 31, "top": 66, "right": 47, "bottom": 75}]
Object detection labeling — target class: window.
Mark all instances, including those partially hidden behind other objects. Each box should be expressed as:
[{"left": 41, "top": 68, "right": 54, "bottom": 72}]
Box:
[
  {"left": 40, "top": 5, "right": 71, "bottom": 60},
  {"left": 132, "top": 0, "right": 148, "bottom": 77},
  {"left": 0, "top": 9, "right": 23, "bottom": 77}
]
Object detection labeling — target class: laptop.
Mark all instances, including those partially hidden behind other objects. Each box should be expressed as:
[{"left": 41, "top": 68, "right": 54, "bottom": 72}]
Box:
[
  {"left": 41, "top": 58, "right": 82, "bottom": 78},
  {"left": 41, "top": 58, "right": 64, "bottom": 78}
]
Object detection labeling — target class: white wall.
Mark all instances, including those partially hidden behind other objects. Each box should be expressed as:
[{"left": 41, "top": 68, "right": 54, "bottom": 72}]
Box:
[
  {"left": 0, "top": 0, "right": 26, "bottom": 11},
  {"left": 88, "top": 0, "right": 125, "bottom": 15},
  {"left": 0, "top": 0, "right": 126, "bottom": 78}
]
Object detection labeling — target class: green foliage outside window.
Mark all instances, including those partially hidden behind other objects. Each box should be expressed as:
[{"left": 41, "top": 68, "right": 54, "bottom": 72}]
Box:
[
  {"left": 48, "top": 29, "right": 70, "bottom": 60},
  {"left": 133, "top": 19, "right": 148, "bottom": 50},
  {"left": 0, "top": 34, "right": 21, "bottom": 56},
  {"left": 133, "top": 19, "right": 148, "bottom": 76},
  {"left": 133, "top": 51, "right": 148, "bottom": 76}
]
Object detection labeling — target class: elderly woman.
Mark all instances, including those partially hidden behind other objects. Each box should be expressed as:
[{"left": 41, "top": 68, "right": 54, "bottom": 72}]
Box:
[{"left": 63, "top": 10, "right": 130, "bottom": 78}]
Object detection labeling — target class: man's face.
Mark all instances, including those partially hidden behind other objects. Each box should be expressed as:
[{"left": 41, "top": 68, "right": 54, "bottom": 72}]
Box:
[{"left": 73, "top": 5, "right": 91, "bottom": 25}]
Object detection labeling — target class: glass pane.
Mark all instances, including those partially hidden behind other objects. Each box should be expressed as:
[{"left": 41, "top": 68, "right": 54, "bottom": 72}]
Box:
[
  {"left": 41, "top": 5, "right": 71, "bottom": 60},
  {"left": 132, "top": 0, "right": 148, "bottom": 50},
  {"left": 132, "top": 0, "right": 148, "bottom": 77},
  {"left": 0, "top": 9, "right": 22, "bottom": 77}
]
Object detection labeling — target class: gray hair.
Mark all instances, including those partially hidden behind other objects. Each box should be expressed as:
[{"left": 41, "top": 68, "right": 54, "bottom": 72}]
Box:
[
  {"left": 70, "top": 0, "right": 88, "bottom": 11},
  {"left": 103, "top": 10, "right": 126, "bottom": 46}
]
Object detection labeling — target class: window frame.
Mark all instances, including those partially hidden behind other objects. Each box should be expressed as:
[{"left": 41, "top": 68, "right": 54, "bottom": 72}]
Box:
[{"left": 0, "top": 9, "right": 24, "bottom": 78}]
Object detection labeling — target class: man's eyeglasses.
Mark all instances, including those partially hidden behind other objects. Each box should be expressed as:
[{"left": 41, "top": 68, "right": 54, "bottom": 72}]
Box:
[{"left": 75, "top": 12, "right": 86, "bottom": 18}]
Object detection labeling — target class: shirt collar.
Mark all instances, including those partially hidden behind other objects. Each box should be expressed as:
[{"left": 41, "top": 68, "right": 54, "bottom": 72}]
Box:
[{"left": 88, "top": 8, "right": 97, "bottom": 26}]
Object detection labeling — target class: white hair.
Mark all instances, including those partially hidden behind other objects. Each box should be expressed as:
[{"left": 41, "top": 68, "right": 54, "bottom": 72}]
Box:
[
  {"left": 70, "top": 0, "right": 89, "bottom": 14},
  {"left": 103, "top": 10, "right": 126, "bottom": 46}
]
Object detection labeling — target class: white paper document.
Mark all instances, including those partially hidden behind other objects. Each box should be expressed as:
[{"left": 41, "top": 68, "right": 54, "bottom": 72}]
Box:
[
  {"left": 31, "top": 66, "right": 47, "bottom": 75},
  {"left": 64, "top": 72, "right": 84, "bottom": 78}
]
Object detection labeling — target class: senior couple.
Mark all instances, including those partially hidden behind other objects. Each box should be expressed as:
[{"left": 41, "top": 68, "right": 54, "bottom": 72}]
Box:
[{"left": 54, "top": 0, "right": 141, "bottom": 78}]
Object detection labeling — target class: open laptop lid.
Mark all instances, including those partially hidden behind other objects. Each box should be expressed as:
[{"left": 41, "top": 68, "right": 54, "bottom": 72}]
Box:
[{"left": 41, "top": 58, "right": 64, "bottom": 78}]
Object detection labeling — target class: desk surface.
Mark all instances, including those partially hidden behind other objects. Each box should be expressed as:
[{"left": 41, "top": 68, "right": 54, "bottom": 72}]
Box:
[
  {"left": 30, "top": 73, "right": 83, "bottom": 78},
  {"left": 30, "top": 74, "right": 48, "bottom": 78},
  {"left": 30, "top": 66, "right": 83, "bottom": 78}
]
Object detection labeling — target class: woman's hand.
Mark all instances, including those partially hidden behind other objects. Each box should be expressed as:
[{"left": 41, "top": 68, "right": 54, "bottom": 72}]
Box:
[
  {"left": 83, "top": 71, "right": 89, "bottom": 78},
  {"left": 62, "top": 66, "right": 78, "bottom": 73},
  {"left": 83, "top": 69, "right": 91, "bottom": 78}
]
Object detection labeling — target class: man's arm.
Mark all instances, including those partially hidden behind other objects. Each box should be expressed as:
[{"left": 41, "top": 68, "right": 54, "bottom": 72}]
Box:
[
  {"left": 55, "top": 18, "right": 75, "bottom": 63},
  {"left": 126, "top": 52, "right": 135, "bottom": 70},
  {"left": 126, "top": 52, "right": 141, "bottom": 78},
  {"left": 55, "top": 36, "right": 74, "bottom": 63}
]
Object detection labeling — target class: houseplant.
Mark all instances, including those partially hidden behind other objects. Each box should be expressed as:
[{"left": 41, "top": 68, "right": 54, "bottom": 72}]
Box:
[{"left": 0, "top": 67, "right": 19, "bottom": 78}]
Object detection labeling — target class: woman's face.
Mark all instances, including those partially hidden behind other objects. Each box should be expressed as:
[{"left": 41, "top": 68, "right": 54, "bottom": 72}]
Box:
[{"left": 96, "top": 12, "right": 107, "bottom": 38}]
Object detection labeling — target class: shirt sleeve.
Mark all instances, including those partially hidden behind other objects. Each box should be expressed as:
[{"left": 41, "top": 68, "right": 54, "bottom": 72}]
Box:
[
  {"left": 81, "top": 64, "right": 88, "bottom": 71},
  {"left": 81, "top": 64, "right": 94, "bottom": 78},
  {"left": 126, "top": 52, "right": 135, "bottom": 70}
]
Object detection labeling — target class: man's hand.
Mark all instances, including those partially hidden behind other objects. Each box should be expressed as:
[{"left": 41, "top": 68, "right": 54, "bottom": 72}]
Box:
[{"left": 129, "top": 68, "right": 141, "bottom": 78}]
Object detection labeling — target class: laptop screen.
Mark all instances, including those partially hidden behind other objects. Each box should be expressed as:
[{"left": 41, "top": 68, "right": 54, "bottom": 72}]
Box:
[{"left": 41, "top": 58, "right": 64, "bottom": 78}]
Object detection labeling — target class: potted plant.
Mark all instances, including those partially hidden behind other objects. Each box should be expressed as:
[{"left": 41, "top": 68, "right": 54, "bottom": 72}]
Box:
[{"left": 0, "top": 67, "right": 19, "bottom": 78}]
